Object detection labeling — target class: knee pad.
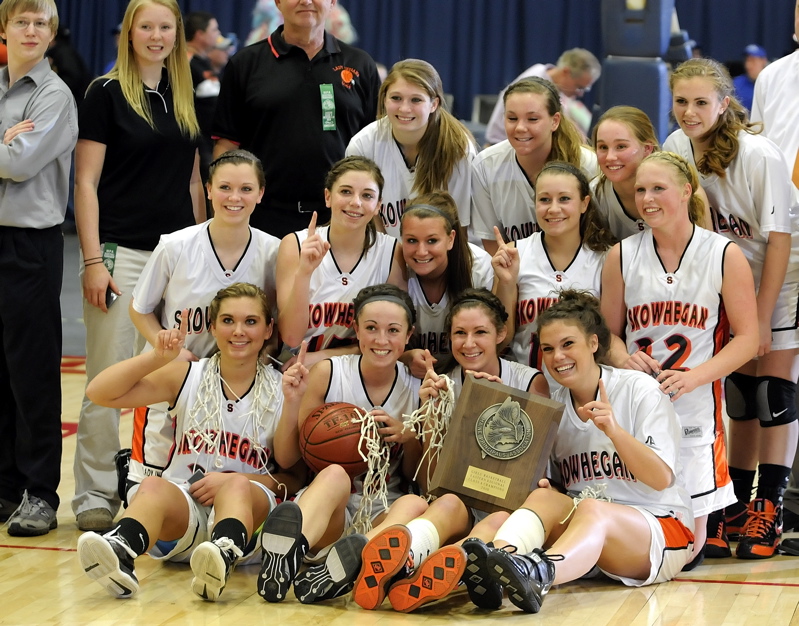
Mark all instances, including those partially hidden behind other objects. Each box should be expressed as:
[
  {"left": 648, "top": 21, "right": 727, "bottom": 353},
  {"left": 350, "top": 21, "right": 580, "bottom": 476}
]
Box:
[
  {"left": 725, "top": 372, "right": 758, "bottom": 421},
  {"left": 756, "top": 376, "right": 798, "bottom": 427}
]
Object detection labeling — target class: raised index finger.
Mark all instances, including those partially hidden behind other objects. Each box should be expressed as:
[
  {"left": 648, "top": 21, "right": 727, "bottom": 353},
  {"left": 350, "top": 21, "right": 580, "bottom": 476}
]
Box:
[
  {"left": 598, "top": 379, "right": 609, "bottom": 404},
  {"left": 493, "top": 226, "right": 507, "bottom": 249},
  {"left": 308, "top": 211, "right": 317, "bottom": 237},
  {"left": 296, "top": 340, "right": 308, "bottom": 366},
  {"left": 178, "top": 308, "right": 190, "bottom": 338}
]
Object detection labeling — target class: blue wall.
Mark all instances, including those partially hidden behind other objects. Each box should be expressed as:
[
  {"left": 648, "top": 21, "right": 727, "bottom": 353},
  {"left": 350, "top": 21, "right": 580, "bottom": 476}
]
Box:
[{"left": 54, "top": 0, "right": 797, "bottom": 120}]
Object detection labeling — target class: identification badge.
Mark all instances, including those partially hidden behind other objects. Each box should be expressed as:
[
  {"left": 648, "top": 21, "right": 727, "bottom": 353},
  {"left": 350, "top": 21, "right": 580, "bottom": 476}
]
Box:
[
  {"left": 102, "top": 243, "right": 117, "bottom": 276},
  {"left": 320, "top": 84, "right": 336, "bottom": 131}
]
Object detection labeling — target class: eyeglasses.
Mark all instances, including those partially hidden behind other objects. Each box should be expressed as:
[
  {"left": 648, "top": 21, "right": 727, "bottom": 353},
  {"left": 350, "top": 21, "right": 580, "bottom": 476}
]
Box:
[{"left": 9, "top": 18, "right": 51, "bottom": 32}]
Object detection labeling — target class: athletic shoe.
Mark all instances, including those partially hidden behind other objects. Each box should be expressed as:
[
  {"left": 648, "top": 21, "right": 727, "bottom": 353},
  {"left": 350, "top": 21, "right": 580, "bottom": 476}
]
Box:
[
  {"left": 704, "top": 509, "right": 731, "bottom": 558},
  {"left": 294, "top": 533, "right": 368, "bottom": 604},
  {"left": 257, "top": 501, "right": 308, "bottom": 602},
  {"left": 0, "top": 496, "right": 20, "bottom": 523},
  {"left": 461, "top": 538, "right": 503, "bottom": 610},
  {"left": 353, "top": 525, "right": 412, "bottom": 610},
  {"left": 486, "top": 547, "right": 557, "bottom": 614},
  {"left": 77, "top": 530, "right": 139, "bottom": 598},
  {"left": 736, "top": 498, "right": 782, "bottom": 559},
  {"left": 6, "top": 490, "right": 57, "bottom": 536},
  {"left": 725, "top": 500, "right": 749, "bottom": 541},
  {"left": 387, "top": 545, "right": 467, "bottom": 613},
  {"left": 190, "top": 537, "right": 243, "bottom": 601}
]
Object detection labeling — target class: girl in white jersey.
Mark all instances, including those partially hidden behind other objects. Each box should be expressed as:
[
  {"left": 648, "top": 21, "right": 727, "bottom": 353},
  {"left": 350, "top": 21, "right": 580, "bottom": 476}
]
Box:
[
  {"left": 77, "top": 284, "right": 305, "bottom": 602},
  {"left": 664, "top": 58, "right": 799, "bottom": 559},
  {"left": 258, "top": 284, "right": 423, "bottom": 604},
  {"left": 346, "top": 59, "right": 476, "bottom": 238},
  {"left": 493, "top": 161, "right": 615, "bottom": 384},
  {"left": 348, "top": 288, "right": 548, "bottom": 613},
  {"left": 460, "top": 290, "right": 694, "bottom": 614},
  {"left": 276, "top": 156, "right": 406, "bottom": 369},
  {"left": 602, "top": 151, "right": 758, "bottom": 566},
  {"left": 128, "top": 150, "right": 280, "bottom": 492},
  {"left": 471, "top": 77, "right": 599, "bottom": 255},
  {"left": 399, "top": 191, "right": 492, "bottom": 375}
]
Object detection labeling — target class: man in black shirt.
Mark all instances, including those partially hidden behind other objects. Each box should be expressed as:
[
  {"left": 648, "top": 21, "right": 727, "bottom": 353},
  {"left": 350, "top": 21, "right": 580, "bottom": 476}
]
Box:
[{"left": 213, "top": 0, "right": 380, "bottom": 238}]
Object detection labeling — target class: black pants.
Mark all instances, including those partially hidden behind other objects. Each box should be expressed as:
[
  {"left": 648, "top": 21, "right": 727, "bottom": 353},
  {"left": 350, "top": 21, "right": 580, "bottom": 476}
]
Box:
[{"left": 0, "top": 225, "right": 63, "bottom": 509}]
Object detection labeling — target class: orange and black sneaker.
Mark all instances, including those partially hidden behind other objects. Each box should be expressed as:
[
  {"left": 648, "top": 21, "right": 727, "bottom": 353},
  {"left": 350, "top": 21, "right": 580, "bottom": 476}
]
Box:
[
  {"left": 725, "top": 500, "right": 749, "bottom": 541},
  {"left": 735, "top": 498, "right": 782, "bottom": 560},
  {"left": 353, "top": 525, "right": 412, "bottom": 610},
  {"left": 704, "top": 509, "right": 731, "bottom": 558},
  {"left": 387, "top": 545, "right": 467, "bottom": 613}
]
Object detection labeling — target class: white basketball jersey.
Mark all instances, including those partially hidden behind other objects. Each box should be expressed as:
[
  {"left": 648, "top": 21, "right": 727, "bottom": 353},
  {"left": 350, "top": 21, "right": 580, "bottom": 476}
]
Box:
[
  {"left": 549, "top": 366, "right": 692, "bottom": 525},
  {"left": 297, "top": 225, "right": 398, "bottom": 352},
  {"left": 663, "top": 129, "right": 799, "bottom": 285},
  {"left": 621, "top": 227, "right": 730, "bottom": 448},
  {"left": 346, "top": 117, "right": 475, "bottom": 238},
  {"left": 132, "top": 221, "right": 280, "bottom": 358},
  {"left": 591, "top": 176, "right": 647, "bottom": 240},
  {"left": 470, "top": 142, "right": 598, "bottom": 242},
  {"left": 511, "top": 233, "right": 606, "bottom": 371},
  {"left": 409, "top": 244, "right": 493, "bottom": 360},
  {"left": 447, "top": 358, "right": 541, "bottom": 397},
  {"left": 325, "top": 354, "right": 421, "bottom": 496},
  {"left": 162, "top": 359, "right": 283, "bottom": 485}
]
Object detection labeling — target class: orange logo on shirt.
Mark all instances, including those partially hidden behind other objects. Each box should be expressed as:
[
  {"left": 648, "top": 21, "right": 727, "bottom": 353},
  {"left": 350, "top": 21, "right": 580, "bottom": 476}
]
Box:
[{"left": 334, "top": 65, "right": 359, "bottom": 89}]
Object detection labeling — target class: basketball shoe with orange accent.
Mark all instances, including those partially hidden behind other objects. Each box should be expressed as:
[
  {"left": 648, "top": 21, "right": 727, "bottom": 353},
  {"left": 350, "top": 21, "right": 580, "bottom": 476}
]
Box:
[
  {"left": 704, "top": 509, "right": 731, "bottom": 558},
  {"left": 353, "top": 525, "right": 412, "bottom": 610},
  {"left": 735, "top": 498, "right": 782, "bottom": 559},
  {"left": 387, "top": 545, "right": 467, "bottom": 612},
  {"left": 725, "top": 500, "right": 749, "bottom": 541}
]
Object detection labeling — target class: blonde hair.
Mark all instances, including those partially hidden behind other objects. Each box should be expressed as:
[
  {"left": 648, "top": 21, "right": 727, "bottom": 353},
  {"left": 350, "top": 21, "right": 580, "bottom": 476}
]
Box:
[
  {"left": 639, "top": 151, "right": 706, "bottom": 225},
  {"left": 0, "top": 0, "right": 58, "bottom": 32},
  {"left": 503, "top": 77, "right": 586, "bottom": 165},
  {"left": 102, "top": 0, "right": 199, "bottom": 138},
  {"left": 378, "top": 59, "right": 474, "bottom": 197},
  {"left": 669, "top": 58, "right": 760, "bottom": 177}
]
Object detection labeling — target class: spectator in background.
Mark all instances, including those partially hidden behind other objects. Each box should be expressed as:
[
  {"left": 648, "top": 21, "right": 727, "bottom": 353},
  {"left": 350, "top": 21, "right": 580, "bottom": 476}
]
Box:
[
  {"left": 208, "top": 33, "right": 234, "bottom": 78},
  {"left": 733, "top": 44, "right": 768, "bottom": 112},
  {"left": 46, "top": 24, "right": 92, "bottom": 105},
  {"left": 102, "top": 23, "right": 121, "bottom": 75},
  {"left": 484, "top": 48, "right": 601, "bottom": 145},
  {"left": 213, "top": 0, "right": 380, "bottom": 238},
  {"left": 185, "top": 11, "right": 221, "bottom": 184}
]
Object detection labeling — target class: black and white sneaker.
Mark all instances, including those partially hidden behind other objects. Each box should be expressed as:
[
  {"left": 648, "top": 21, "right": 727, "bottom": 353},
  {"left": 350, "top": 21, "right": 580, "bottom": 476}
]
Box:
[
  {"left": 294, "top": 533, "right": 368, "bottom": 603},
  {"left": 461, "top": 537, "right": 503, "bottom": 610},
  {"left": 77, "top": 530, "right": 139, "bottom": 598},
  {"left": 258, "top": 501, "right": 309, "bottom": 602},
  {"left": 486, "top": 546, "right": 557, "bottom": 613},
  {"left": 190, "top": 537, "right": 243, "bottom": 601}
]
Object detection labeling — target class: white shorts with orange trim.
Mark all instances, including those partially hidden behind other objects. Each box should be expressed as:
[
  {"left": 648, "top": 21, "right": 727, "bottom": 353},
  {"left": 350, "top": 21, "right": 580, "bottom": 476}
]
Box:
[
  {"left": 681, "top": 439, "right": 736, "bottom": 517},
  {"left": 602, "top": 509, "right": 694, "bottom": 586},
  {"left": 770, "top": 278, "right": 799, "bottom": 351}
]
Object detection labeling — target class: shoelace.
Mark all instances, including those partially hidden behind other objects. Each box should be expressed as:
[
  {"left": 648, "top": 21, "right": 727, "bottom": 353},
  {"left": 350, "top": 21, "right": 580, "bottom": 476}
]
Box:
[
  {"left": 213, "top": 536, "right": 244, "bottom": 560},
  {"left": 102, "top": 528, "right": 139, "bottom": 560},
  {"left": 2, "top": 490, "right": 47, "bottom": 529},
  {"left": 744, "top": 506, "right": 777, "bottom": 539}
]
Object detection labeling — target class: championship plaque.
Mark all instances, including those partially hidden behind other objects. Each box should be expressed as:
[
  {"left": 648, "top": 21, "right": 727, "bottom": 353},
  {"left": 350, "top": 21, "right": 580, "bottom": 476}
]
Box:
[{"left": 428, "top": 374, "right": 564, "bottom": 513}]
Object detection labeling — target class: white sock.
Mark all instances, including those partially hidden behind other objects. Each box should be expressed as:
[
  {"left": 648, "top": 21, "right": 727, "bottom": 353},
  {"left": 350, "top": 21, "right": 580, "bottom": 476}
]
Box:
[
  {"left": 494, "top": 508, "right": 546, "bottom": 554},
  {"left": 406, "top": 518, "right": 440, "bottom": 567}
]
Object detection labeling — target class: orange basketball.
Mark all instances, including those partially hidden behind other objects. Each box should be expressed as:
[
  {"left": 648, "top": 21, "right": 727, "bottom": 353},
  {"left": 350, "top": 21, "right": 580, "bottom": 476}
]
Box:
[{"left": 299, "top": 402, "right": 368, "bottom": 477}]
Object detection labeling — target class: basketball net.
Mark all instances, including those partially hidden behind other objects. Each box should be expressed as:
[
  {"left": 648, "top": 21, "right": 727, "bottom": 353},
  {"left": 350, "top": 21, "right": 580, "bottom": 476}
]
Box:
[
  {"left": 403, "top": 374, "right": 456, "bottom": 498},
  {"left": 182, "top": 354, "right": 288, "bottom": 500},
  {"left": 349, "top": 407, "right": 393, "bottom": 534}
]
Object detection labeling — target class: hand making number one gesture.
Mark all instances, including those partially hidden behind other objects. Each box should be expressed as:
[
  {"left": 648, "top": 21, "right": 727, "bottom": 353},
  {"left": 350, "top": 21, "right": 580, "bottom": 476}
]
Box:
[
  {"left": 490, "top": 226, "right": 520, "bottom": 285},
  {"left": 154, "top": 308, "right": 190, "bottom": 361},
  {"left": 299, "top": 211, "right": 331, "bottom": 275}
]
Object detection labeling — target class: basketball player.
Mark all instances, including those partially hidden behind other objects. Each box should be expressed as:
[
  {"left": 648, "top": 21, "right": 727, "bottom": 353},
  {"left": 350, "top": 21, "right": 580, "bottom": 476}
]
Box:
[
  {"left": 470, "top": 77, "right": 598, "bottom": 256},
  {"left": 127, "top": 150, "right": 279, "bottom": 497},
  {"left": 492, "top": 161, "right": 614, "bottom": 390},
  {"left": 276, "top": 157, "right": 406, "bottom": 371},
  {"left": 77, "top": 284, "right": 305, "bottom": 602},
  {"left": 400, "top": 192, "right": 492, "bottom": 375},
  {"left": 459, "top": 290, "right": 694, "bottom": 614},
  {"left": 258, "top": 284, "right": 423, "bottom": 604},
  {"left": 602, "top": 152, "right": 759, "bottom": 566},
  {"left": 664, "top": 58, "right": 799, "bottom": 559}
]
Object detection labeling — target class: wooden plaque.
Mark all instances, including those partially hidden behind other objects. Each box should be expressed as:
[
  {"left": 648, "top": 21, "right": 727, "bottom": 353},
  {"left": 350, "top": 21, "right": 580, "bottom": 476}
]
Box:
[{"left": 428, "top": 374, "right": 564, "bottom": 513}]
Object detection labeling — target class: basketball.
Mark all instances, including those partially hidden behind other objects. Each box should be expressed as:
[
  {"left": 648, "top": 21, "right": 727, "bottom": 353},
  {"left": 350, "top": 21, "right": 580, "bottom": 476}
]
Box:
[{"left": 299, "top": 402, "right": 368, "bottom": 477}]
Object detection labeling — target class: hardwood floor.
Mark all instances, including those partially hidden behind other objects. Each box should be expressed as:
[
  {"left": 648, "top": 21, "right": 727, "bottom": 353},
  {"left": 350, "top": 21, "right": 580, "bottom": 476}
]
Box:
[{"left": 2, "top": 359, "right": 798, "bottom": 625}]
